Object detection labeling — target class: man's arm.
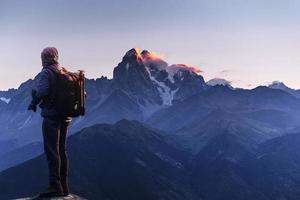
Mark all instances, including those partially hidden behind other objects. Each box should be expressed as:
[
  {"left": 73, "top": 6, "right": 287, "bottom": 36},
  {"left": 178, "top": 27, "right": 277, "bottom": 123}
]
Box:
[
  {"left": 28, "top": 69, "right": 51, "bottom": 112},
  {"left": 35, "top": 69, "right": 51, "bottom": 100}
]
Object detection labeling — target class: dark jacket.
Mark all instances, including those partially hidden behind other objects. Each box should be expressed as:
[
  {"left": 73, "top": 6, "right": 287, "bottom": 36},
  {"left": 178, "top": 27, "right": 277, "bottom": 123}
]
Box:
[{"left": 35, "top": 64, "right": 62, "bottom": 118}]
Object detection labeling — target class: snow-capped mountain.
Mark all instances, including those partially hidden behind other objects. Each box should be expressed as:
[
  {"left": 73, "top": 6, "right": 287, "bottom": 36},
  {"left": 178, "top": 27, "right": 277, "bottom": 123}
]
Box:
[
  {"left": 113, "top": 48, "right": 206, "bottom": 108},
  {"left": 268, "top": 81, "right": 300, "bottom": 98},
  {"left": 268, "top": 81, "right": 290, "bottom": 90},
  {"left": 206, "top": 78, "right": 233, "bottom": 89}
]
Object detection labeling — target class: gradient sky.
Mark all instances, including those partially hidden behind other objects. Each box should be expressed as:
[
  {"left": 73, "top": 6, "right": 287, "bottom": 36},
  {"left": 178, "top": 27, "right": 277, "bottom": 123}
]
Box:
[{"left": 1, "top": 0, "right": 300, "bottom": 90}]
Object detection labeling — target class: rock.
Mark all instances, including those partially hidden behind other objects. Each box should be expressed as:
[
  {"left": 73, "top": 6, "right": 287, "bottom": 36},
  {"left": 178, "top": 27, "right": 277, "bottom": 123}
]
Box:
[{"left": 14, "top": 194, "right": 87, "bottom": 200}]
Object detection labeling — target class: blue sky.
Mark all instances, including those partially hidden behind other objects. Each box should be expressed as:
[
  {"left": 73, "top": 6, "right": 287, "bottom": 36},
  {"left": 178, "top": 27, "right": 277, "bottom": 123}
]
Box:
[{"left": 1, "top": 0, "right": 300, "bottom": 90}]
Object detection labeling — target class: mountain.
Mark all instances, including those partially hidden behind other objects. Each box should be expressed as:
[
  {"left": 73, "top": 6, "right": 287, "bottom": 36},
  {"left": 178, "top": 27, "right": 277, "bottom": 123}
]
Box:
[
  {"left": 189, "top": 133, "right": 266, "bottom": 200},
  {"left": 0, "top": 48, "right": 208, "bottom": 171},
  {"left": 3, "top": 120, "right": 300, "bottom": 199},
  {"left": 188, "top": 130, "right": 300, "bottom": 200},
  {"left": 147, "top": 85, "right": 300, "bottom": 132},
  {"left": 0, "top": 78, "right": 42, "bottom": 151},
  {"left": 0, "top": 141, "right": 43, "bottom": 171},
  {"left": 174, "top": 109, "right": 280, "bottom": 154},
  {"left": 252, "top": 133, "right": 300, "bottom": 199},
  {"left": 206, "top": 78, "right": 233, "bottom": 89},
  {"left": 0, "top": 120, "right": 197, "bottom": 200},
  {"left": 5, "top": 50, "right": 300, "bottom": 158},
  {"left": 0, "top": 88, "right": 17, "bottom": 99},
  {"left": 2, "top": 48, "right": 300, "bottom": 200},
  {"left": 113, "top": 48, "right": 206, "bottom": 108},
  {"left": 5, "top": 52, "right": 300, "bottom": 150},
  {"left": 268, "top": 81, "right": 300, "bottom": 98}
]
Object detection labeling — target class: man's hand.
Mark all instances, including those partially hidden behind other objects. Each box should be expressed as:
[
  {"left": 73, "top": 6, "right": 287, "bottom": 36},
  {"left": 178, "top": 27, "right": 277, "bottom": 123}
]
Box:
[
  {"left": 27, "top": 103, "right": 37, "bottom": 112},
  {"left": 28, "top": 89, "right": 39, "bottom": 112}
]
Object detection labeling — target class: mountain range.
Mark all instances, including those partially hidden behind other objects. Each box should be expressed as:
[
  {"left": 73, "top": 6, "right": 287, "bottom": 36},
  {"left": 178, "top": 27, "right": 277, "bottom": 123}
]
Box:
[
  {"left": 1, "top": 48, "right": 300, "bottom": 199},
  {"left": 0, "top": 48, "right": 208, "bottom": 166},
  {"left": 2, "top": 120, "right": 300, "bottom": 200}
]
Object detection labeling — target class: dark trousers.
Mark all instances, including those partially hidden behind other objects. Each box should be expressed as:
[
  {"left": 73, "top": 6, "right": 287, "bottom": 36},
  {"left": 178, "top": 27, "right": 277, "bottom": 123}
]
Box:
[{"left": 42, "top": 117, "right": 70, "bottom": 191}]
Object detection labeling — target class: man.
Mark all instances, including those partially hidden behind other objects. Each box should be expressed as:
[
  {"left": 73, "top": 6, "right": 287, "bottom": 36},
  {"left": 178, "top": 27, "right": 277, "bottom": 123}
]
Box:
[{"left": 28, "top": 47, "right": 71, "bottom": 198}]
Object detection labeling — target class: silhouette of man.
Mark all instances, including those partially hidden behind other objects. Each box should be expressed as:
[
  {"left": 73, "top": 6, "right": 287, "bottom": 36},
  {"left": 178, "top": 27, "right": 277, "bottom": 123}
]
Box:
[{"left": 28, "top": 47, "right": 71, "bottom": 198}]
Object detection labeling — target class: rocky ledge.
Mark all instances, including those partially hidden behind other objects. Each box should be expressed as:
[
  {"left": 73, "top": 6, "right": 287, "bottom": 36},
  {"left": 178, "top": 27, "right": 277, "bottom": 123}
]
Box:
[{"left": 14, "top": 194, "right": 87, "bottom": 200}]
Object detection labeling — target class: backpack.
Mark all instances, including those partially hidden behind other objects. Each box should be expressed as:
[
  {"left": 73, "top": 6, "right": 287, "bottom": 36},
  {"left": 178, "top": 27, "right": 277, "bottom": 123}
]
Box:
[{"left": 48, "top": 67, "right": 86, "bottom": 118}]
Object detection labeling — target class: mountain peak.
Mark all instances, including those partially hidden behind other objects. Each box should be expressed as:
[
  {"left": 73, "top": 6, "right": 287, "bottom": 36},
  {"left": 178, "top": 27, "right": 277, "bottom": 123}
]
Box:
[
  {"left": 268, "top": 81, "right": 289, "bottom": 90},
  {"left": 113, "top": 48, "right": 207, "bottom": 106},
  {"left": 141, "top": 49, "right": 150, "bottom": 56},
  {"left": 122, "top": 48, "right": 143, "bottom": 63},
  {"left": 206, "top": 78, "right": 232, "bottom": 87}
]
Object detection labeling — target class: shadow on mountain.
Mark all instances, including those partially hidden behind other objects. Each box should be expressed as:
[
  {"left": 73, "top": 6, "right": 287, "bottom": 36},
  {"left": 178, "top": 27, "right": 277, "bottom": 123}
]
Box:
[{"left": 0, "top": 120, "right": 195, "bottom": 200}]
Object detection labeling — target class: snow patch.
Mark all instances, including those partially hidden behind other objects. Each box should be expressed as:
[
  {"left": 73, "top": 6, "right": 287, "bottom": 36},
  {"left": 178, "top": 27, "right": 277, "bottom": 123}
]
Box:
[
  {"left": 155, "top": 152, "right": 183, "bottom": 168},
  {"left": 167, "top": 73, "right": 175, "bottom": 83},
  {"left": 0, "top": 97, "right": 10, "bottom": 104},
  {"left": 141, "top": 51, "right": 201, "bottom": 83},
  {"left": 145, "top": 68, "right": 177, "bottom": 106},
  {"left": 268, "top": 81, "right": 289, "bottom": 90},
  {"left": 166, "top": 64, "right": 200, "bottom": 77},
  {"left": 207, "top": 78, "right": 232, "bottom": 88},
  {"left": 18, "top": 115, "right": 32, "bottom": 130}
]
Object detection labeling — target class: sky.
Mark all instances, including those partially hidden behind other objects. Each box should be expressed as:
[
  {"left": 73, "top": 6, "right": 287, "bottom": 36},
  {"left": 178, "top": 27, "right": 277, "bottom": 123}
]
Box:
[{"left": 1, "top": 0, "right": 300, "bottom": 90}]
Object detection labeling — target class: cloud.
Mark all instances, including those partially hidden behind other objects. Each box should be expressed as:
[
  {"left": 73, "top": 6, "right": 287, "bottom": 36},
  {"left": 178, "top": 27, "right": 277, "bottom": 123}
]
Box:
[
  {"left": 167, "top": 64, "right": 202, "bottom": 75},
  {"left": 140, "top": 49, "right": 202, "bottom": 75},
  {"left": 141, "top": 50, "right": 168, "bottom": 70},
  {"left": 218, "top": 69, "right": 231, "bottom": 77}
]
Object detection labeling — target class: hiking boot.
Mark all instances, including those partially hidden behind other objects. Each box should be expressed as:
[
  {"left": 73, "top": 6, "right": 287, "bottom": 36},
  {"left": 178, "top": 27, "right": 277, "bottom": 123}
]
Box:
[
  {"left": 62, "top": 189, "right": 69, "bottom": 196},
  {"left": 37, "top": 186, "right": 64, "bottom": 198}
]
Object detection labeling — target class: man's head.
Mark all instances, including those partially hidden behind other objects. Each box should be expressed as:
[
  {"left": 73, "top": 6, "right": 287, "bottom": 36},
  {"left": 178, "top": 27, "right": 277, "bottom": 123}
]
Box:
[{"left": 41, "top": 47, "right": 59, "bottom": 67}]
